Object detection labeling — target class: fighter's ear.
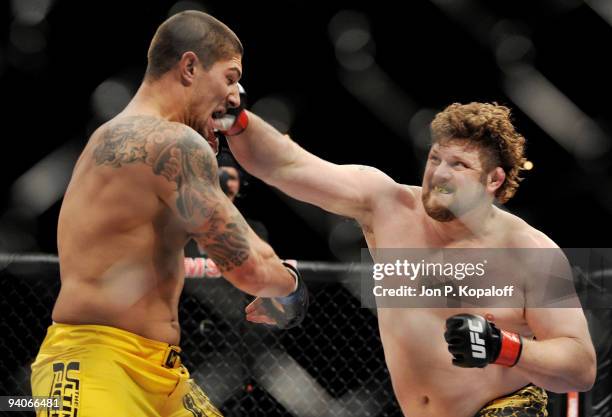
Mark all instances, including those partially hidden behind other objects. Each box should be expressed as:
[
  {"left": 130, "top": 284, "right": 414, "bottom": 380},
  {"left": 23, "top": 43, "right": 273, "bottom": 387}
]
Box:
[
  {"left": 178, "top": 51, "right": 199, "bottom": 86},
  {"left": 487, "top": 167, "right": 506, "bottom": 193}
]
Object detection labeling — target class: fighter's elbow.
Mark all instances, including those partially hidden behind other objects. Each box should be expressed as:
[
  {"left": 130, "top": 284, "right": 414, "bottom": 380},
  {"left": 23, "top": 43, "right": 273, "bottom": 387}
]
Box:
[
  {"left": 564, "top": 347, "right": 596, "bottom": 392},
  {"left": 575, "top": 355, "right": 597, "bottom": 392},
  {"left": 561, "top": 335, "right": 596, "bottom": 392}
]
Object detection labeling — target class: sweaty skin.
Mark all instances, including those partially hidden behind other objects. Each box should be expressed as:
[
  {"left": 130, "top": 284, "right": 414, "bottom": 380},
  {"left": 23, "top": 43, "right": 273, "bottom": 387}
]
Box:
[
  {"left": 55, "top": 117, "right": 210, "bottom": 344},
  {"left": 53, "top": 59, "right": 296, "bottom": 345},
  {"left": 226, "top": 112, "right": 596, "bottom": 417},
  {"left": 365, "top": 186, "right": 536, "bottom": 416}
]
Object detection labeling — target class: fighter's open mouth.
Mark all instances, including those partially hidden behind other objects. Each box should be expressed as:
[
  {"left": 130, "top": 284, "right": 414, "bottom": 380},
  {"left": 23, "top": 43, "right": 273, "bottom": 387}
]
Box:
[
  {"left": 204, "top": 117, "right": 217, "bottom": 138},
  {"left": 434, "top": 185, "right": 453, "bottom": 194}
]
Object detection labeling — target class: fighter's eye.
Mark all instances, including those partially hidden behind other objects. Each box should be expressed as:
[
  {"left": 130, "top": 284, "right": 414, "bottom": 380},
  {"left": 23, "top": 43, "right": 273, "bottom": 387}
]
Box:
[
  {"left": 430, "top": 156, "right": 440, "bottom": 164},
  {"left": 453, "top": 161, "right": 467, "bottom": 169}
]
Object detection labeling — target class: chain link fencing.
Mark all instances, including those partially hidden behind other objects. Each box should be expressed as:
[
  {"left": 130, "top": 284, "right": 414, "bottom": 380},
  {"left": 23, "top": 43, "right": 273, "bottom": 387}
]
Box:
[{"left": 1, "top": 254, "right": 609, "bottom": 417}]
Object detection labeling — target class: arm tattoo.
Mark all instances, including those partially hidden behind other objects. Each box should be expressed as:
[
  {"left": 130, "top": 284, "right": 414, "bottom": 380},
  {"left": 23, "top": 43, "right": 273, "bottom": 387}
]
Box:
[
  {"left": 93, "top": 115, "right": 250, "bottom": 270},
  {"left": 193, "top": 213, "right": 250, "bottom": 271}
]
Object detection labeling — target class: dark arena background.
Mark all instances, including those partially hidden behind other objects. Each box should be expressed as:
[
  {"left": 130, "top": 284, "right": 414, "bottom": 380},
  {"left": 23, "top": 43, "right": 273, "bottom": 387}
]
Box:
[{"left": 1, "top": 1, "right": 611, "bottom": 416}]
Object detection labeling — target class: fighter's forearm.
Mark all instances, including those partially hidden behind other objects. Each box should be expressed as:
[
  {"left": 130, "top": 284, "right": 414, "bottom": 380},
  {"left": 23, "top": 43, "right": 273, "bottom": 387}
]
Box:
[
  {"left": 247, "top": 236, "right": 298, "bottom": 297},
  {"left": 227, "top": 111, "right": 299, "bottom": 183},
  {"left": 514, "top": 337, "right": 596, "bottom": 392}
]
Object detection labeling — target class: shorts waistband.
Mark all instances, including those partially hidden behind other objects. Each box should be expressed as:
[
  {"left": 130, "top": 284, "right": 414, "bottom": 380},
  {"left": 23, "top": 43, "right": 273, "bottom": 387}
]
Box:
[{"left": 43, "top": 322, "right": 182, "bottom": 369}]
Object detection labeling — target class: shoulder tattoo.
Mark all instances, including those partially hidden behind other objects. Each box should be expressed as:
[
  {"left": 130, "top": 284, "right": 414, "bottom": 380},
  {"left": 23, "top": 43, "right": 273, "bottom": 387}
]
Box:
[{"left": 93, "top": 116, "right": 249, "bottom": 271}]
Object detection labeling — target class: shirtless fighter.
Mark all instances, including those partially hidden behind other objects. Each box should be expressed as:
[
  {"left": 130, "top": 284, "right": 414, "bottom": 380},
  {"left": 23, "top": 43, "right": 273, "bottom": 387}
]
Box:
[
  {"left": 30, "top": 11, "right": 307, "bottom": 417},
  {"left": 216, "top": 101, "right": 596, "bottom": 416}
]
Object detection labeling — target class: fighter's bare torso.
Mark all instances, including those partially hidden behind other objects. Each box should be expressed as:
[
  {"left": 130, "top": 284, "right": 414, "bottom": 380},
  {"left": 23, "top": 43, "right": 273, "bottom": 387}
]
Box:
[
  {"left": 53, "top": 115, "right": 193, "bottom": 345},
  {"left": 360, "top": 185, "right": 541, "bottom": 417}
]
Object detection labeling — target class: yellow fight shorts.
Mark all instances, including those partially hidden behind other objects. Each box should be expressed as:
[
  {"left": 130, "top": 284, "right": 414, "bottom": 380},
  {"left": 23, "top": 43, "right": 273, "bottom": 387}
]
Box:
[
  {"left": 475, "top": 384, "right": 548, "bottom": 417},
  {"left": 30, "top": 323, "right": 222, "bottom": 417}
]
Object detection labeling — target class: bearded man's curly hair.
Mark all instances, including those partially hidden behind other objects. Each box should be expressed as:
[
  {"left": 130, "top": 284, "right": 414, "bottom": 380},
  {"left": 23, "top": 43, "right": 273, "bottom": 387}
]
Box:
[{"left": 430, "top": 102, "right": 527, "bottom": 203}]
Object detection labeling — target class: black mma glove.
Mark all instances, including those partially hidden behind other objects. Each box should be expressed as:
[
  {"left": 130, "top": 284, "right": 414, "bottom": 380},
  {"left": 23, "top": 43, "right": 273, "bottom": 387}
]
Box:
[
  {"left": 261, "top": 261, "right": 309, "bottom": 329},
  {"left": 445, "top": 313, "right": 523, "bottom": 368}
]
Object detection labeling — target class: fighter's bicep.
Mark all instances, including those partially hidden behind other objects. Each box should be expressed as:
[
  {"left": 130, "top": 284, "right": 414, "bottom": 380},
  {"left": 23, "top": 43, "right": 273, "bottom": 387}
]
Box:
[
  {"left": 525, "top": 307, "right": 591, "bottom": 342},
  {"left": 150, "top": 127, "right": 224, "bottom": 230},
  {"left": 521, "top": 243, "right": 590, "bottom": 341},
  {"left": 273, "top": 159, "right": 393, "bottom": 220},
  {"left": 150, "top": 130, "right": 261, "bottom": 273}
]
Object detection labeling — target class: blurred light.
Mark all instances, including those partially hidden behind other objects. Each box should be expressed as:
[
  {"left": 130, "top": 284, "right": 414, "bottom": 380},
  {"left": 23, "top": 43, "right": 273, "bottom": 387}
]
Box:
[
  {"left": 495, "top": 34, "right": 534, "bottom": 66},
  {"left": 549, "top": 0, "right": 583, "bottom": 12},
  {"left": 91, "top": 79, "right": 134, "bottom": 121},
  {"left": 504, "top": 65, "right": 611, "bottom": 160},
  {"left": 254, "top": 350, "right": 335, "bottom": 417},
  {"left": 335, "top": 28, "right": 371, "bottom": 54},
  {"left": 428, "top": 0, "right": 497, "bottom": 45},
  {"left": 0, "top": 216, "right": 37, "bottom": 251},
  {"left": 11, "top": 0, "right": 53, "bottom": 26},
  {"left": 253, "top": 349, "right": 384, "bottom": 416},
  {"left": 192, "top": 352, "right": 244, "bottom": 405},
  {"left": 490, "top": 20, "right": 534, "bottom": 67},
  {"left": 251, "top": 96, "right": 294, "bottom": 133},
  {"left": 335, "top": 387, "right": 383, "bottom": 417},
  {"left": 10, "top": 142, "right": 80, "bottom": 218},
  {"left": 490, "top": 19, "right": 531, "bottom": 42},
  {"left": 339, "top": 65, "right": 416, "bottom": 140},
  {"left": 523, "top": 160, "right": 534, "bottom": 170},
  {"left": 337, "top": 50, "right": 375, "bottom": 72},
  {"left": 409, "top": 109, "right": 437, "bottom": 151},
  {"left": 328, "top": 10, "right": 370, "bottom": 45},
  {"left": 10, "top": 23, "right": 46, "bottom": 54},
  {"left": 329, "top": 10, "right": 375, "bottom": 72},
  {"left": 585, "top": 0, "right": 612, "bottom": 26},
  {"left": 328, "top": 10, "right": 415, "bottom": 141},
  {"left": 429, "top": 0, "right": 611, "bottom": 162},
  {"left": 168, "top": 0, "right": 207, "bottom": 16}
]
